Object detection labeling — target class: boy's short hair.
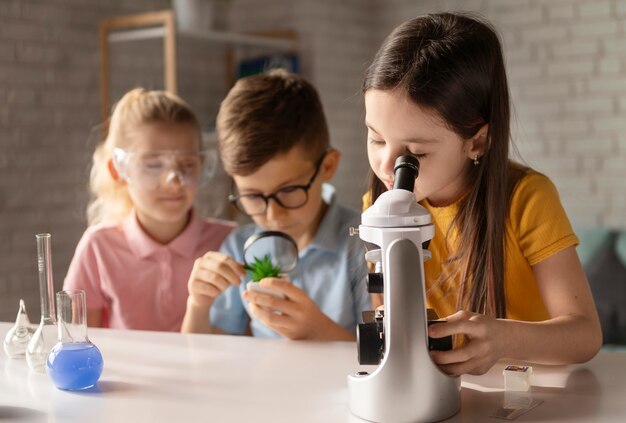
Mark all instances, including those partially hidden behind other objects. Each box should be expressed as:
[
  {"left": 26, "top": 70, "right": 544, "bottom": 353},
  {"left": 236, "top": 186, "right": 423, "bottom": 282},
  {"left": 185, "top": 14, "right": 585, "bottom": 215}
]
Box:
[{"left": 216, "top": 69, "right": 329, "bottom": 176}]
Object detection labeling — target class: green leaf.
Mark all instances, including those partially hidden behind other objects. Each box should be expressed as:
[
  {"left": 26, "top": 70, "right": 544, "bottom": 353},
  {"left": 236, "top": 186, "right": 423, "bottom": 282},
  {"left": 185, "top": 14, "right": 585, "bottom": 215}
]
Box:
[{"left": 244, "top": 255, "right": 282, "bottom": 282}]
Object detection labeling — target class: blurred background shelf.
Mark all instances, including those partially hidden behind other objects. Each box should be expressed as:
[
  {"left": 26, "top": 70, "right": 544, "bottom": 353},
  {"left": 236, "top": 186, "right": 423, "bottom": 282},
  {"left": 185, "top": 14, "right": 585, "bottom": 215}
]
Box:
[
  {"left": 108, "top": 26, "right": 296, "bottom": 50},
  {"left": 99, "top": 9, "right": 298, "bottom": 122}
]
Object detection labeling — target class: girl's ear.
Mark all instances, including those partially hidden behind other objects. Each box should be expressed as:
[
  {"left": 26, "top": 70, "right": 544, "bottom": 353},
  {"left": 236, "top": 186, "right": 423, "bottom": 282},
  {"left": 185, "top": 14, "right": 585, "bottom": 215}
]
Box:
[
  {"left": 321, "top": 148, "right": 341, "bottom": 181},
  {"left": 465, "top": 124, "right": 490, "bottom": 160},
  {"left": 107, "top": 158, "right": 124, "bottom": 183}
]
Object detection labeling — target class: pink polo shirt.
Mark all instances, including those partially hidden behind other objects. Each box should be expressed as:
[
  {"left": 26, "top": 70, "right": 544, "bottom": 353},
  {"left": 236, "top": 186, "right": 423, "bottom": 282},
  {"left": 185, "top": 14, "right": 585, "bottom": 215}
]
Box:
[{"left": 63, "top": 210, "right": 235, "bottom": 331}]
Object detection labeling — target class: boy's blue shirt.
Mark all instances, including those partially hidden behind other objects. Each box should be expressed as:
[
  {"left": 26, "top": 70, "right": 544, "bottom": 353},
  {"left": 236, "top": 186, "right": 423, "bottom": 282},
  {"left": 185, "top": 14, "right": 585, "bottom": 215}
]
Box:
[{"left": 210, "top": 184, "right": 371, "bottom": 338}]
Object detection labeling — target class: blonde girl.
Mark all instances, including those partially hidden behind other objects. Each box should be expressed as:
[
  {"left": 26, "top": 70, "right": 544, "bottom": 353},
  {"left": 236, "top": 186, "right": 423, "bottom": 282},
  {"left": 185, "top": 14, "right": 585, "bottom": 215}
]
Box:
[{"left": 64, "top": 88, "right": 234, "bottom": 331}]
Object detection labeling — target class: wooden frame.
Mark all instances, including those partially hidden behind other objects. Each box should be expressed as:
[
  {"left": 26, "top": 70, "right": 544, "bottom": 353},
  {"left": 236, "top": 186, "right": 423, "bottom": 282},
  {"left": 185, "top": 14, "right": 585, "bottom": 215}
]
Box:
[
  {"left": 99, "top": 10, "right": 177, "bottom": 122},
  {"left": 100, "top": 10, "right": 298, "bottom": 123}
]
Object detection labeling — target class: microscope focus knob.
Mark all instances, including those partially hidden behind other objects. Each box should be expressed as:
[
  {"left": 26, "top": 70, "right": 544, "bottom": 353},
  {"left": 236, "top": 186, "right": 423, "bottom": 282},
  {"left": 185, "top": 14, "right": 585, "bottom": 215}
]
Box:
[
  {"left": 427, "top": 321, "right": 453, "bottom": 351},
  {"left": 357, "top": 322, "right": 383, "bottom": 365},
  {"left": 366, "top": 273, "right": 384, "bottom": 293}
]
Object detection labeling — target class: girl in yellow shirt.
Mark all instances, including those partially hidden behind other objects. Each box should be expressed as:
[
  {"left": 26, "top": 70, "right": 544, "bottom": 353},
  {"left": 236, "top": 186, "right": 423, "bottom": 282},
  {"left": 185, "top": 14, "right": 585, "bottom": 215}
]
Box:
[{"left": 362, "top": 13, "right": 602, "bottom": 375}]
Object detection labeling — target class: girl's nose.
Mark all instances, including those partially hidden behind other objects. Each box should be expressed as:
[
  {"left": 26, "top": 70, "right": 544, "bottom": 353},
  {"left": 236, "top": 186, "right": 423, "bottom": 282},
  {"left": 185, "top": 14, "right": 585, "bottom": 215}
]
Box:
[
  {"left": 164, "top": 169, "right": 184, "bottom": 186},
  {"left": 381, "top": 150, "right": 399, "bottom": 180}
]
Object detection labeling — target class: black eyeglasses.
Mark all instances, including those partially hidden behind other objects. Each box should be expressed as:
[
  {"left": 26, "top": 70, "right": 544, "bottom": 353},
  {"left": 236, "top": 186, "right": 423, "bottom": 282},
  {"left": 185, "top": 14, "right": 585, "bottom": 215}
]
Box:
[{"left": 229, "top": 152, "right": 327, "bottom": 216}]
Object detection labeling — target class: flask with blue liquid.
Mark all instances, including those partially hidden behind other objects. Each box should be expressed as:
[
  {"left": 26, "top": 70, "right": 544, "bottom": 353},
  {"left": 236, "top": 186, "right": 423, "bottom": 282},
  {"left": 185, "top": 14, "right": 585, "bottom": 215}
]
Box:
[{"left": 46, "top": 289, "right": 103, "bottom": 390}]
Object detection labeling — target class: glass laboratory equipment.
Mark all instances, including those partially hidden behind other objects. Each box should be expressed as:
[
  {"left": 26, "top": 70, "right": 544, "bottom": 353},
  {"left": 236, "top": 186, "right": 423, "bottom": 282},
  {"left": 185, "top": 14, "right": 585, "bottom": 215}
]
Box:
[
  {"left": 46, "top": 290, "right": 103, "bottom": 390},
  {"left": 3, "top": 299, "right": 35, "bottom": 358},
  {"left": 26, "top": 233, "right": 58, "bottom": 371}
]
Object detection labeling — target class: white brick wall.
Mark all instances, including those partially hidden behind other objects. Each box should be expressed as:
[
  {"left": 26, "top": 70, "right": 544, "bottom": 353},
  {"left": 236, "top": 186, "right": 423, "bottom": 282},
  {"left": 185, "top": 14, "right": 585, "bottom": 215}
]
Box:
[
  {"left": 2, "top": 0, "right": 625, "bottom": 321},
  {"left": 0, "top": 0, "right": 170, "bottom": 321}
]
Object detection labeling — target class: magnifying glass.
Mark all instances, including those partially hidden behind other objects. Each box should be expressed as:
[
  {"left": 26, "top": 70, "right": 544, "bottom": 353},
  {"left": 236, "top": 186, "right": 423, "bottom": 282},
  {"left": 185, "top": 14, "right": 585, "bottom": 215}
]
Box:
[{"left": 243, "top": 231, "right": 298, "bottom": 300}]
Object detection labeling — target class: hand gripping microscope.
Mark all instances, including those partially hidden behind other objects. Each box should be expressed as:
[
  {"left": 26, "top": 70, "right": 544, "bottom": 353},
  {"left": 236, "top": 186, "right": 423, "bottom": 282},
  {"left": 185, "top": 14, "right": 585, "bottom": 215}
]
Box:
[{"left": 348, "top": 155, "right": 460, "bottom": 423}]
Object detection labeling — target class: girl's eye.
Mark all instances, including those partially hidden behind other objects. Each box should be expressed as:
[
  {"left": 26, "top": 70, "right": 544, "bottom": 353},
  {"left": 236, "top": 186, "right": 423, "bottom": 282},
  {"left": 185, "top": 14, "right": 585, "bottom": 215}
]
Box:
[
  {"left": 410, "top": 152, "right": 427, "bottom": 159},
  {"left": 368, "top": 138, "right": 385, "bottom": 146},
  {"left": 142, "top": 160, "right": 164, "bottom": 170},
  {"left": 179, "top": 160, "right": 200, "bottom": 170}
]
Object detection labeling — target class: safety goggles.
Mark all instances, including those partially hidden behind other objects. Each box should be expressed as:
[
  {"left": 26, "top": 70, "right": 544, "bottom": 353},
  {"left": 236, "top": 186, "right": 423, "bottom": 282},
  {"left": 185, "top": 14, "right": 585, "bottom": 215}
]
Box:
[{"left": 112, "top": 148, "right": 216, "bottom": 190}]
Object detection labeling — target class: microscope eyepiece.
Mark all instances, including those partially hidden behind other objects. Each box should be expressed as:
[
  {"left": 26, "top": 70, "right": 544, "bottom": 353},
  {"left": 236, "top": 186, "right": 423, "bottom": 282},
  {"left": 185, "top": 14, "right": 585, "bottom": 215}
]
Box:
[{"left": 393, "top": 155, "right": 420, "bottom": 192}]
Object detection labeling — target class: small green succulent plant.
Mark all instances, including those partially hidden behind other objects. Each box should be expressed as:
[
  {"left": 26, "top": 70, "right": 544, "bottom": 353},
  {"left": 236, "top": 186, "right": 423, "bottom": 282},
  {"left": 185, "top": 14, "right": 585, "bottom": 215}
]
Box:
[{"left": 245, "top": 255, "right": 282, "bottom": 282}]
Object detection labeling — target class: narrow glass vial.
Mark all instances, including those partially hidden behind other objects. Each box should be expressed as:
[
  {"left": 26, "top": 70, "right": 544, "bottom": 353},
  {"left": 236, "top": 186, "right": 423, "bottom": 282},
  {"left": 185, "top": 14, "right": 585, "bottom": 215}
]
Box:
[
  {"left": 46, "top": 290, "right": 103, "bottom": 390},
  {"left": 26, "top": 233, "right": 57, "bottom": 371},
  {"left": 3, "top": 299, "right": 35, "bottom": 358}
]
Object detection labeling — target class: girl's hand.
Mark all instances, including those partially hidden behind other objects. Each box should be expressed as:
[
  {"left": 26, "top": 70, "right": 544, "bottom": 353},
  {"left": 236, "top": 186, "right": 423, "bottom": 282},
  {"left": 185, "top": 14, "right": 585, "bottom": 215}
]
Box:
[
  {"left": 187, "top": 252, "right": 246, "bottom": 308},
  {"left": 244, "top": 277, "right": 348, "bottom": 340},
  {"left": 428, "top": 310, "right": 505, "bottom": 376}
]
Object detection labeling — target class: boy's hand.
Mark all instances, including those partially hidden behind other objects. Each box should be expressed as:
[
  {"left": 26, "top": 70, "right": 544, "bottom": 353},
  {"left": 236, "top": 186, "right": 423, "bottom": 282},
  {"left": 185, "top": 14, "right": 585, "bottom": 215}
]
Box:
[
  {"left": 187, "top": 251, "right": 246, "bottom": 309},
  {"left": 244, "top": 277, "right": 345, "bottom": 340},
  {"left": 428, "top": 310, "right": 505, "bottom": 376}
]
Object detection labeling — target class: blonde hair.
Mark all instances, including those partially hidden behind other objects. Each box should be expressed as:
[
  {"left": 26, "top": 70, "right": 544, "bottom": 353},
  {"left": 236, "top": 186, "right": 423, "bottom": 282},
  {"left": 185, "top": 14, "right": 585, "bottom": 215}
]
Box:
[{"left": 87, "top": 88, "right": 201, "bottom": 225}]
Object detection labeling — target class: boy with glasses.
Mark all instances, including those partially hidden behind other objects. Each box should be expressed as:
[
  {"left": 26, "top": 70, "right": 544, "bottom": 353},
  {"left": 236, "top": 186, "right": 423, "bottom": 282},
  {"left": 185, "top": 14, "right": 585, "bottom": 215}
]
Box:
[{"left": 181, "top": 69, "right": 370, "bottom": 340}]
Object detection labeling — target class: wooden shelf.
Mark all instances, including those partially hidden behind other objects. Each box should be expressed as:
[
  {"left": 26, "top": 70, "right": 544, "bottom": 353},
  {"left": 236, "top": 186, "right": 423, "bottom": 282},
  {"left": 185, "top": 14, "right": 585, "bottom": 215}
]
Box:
[
  {"left": 107, "top": 26, "right": 166, "bottom": 43},
  {"left": 108, "top": 26, "right": 297, "bottom": 50},
  {"left": 100, "top": 9, "right": 298, "bottom": 121}
]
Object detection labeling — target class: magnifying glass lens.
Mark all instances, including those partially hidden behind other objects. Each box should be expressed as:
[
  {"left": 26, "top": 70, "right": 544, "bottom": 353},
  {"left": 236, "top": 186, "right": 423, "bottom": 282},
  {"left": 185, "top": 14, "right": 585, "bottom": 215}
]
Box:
[{"left": 243, "top": 231, "right": 298, "bottom": 274}]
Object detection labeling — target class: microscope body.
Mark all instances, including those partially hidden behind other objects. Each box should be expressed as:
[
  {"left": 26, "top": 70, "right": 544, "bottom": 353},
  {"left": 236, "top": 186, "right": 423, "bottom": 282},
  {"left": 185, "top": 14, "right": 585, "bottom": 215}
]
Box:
[{"left": 347, "top": 158, "right": 460, "bottom": 423}]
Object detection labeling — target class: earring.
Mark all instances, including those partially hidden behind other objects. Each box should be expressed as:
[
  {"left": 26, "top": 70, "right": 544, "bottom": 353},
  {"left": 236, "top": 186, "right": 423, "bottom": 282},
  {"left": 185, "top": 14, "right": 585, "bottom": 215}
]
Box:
[{"left": 473, "top": 154, "right": 479, "bottom": 165}]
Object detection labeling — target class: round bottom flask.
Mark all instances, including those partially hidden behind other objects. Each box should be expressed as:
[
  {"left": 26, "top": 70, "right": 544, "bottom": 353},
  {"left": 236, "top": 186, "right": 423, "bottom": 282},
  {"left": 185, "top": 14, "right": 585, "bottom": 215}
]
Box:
[{"left": 46, "top": 290, "right": 103, "bottom": 390}]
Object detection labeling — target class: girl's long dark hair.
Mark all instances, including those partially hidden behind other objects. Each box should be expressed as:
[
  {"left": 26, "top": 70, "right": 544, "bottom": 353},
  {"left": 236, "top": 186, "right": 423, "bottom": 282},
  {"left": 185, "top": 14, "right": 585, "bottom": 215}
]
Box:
[{"left": 365, "top": 13, "right": 522, "bottom": 318}]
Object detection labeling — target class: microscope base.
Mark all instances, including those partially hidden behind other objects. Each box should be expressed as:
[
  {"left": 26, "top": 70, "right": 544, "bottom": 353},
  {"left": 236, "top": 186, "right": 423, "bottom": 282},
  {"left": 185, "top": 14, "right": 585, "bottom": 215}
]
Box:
[
  {"left": 348, "top": 371, "right": 460, "bottom": 423},
  {"left": 348, "top": 238, "right": 461, "bottom": 423}
]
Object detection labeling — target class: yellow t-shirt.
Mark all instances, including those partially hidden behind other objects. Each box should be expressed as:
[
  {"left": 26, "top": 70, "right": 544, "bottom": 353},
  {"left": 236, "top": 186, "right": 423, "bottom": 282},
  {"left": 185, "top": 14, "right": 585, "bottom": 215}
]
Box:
[{"left": 363, "top": 168, "right": 578, "bottom": 321}]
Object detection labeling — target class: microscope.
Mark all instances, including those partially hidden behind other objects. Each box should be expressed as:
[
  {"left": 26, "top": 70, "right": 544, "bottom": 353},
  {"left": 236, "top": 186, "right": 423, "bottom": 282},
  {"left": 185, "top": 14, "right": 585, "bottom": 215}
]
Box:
[{"left": 348, "top": 155, "right": 460, "bottom": 423}]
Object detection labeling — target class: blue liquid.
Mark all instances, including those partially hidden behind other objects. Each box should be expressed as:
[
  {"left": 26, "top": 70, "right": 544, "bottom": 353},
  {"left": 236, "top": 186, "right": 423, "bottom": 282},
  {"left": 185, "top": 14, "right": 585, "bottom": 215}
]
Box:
[{"left": 46, "top": 342, "right": 103, "bottom": 390}]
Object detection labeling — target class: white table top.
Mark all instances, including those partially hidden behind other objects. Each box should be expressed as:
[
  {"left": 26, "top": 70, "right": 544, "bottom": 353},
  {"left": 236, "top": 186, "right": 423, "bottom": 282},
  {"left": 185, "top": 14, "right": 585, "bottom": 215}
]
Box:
[{"left": 1, "top": 321, "right": 625, "bottom": 422}]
